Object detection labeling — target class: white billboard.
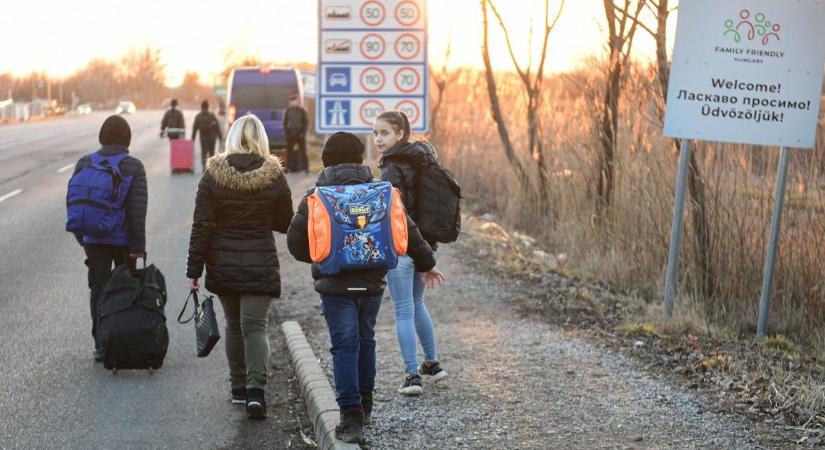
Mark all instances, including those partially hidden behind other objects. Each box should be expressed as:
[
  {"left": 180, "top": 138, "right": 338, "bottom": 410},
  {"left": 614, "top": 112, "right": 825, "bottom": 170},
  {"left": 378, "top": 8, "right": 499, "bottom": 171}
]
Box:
[{"left": 663, "top": 0, "right": 825, "bottom": 148}]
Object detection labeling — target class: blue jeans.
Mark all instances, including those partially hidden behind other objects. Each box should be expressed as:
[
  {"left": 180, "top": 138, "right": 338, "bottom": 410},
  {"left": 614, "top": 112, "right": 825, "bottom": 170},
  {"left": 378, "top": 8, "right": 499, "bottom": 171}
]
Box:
[
  {"left": 320, "top": 294, "right": 382, "bottom": 408},
  {"left": 386, "top": 255, "right": 438, "bottom": 374}
]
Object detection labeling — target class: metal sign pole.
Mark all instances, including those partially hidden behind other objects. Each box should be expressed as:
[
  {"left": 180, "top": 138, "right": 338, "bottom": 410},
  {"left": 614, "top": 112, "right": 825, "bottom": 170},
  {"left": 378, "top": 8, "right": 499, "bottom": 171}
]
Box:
[
  {"left": 756, "top": 146, "right": 792, "bottom": 339},
  {"left": 663, "top": 138, "right": 693, "bottom": 319}
]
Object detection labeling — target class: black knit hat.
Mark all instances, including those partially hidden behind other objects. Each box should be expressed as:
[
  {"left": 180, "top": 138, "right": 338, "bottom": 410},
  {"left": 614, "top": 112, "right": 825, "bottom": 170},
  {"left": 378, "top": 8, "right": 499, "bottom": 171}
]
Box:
[
  {"left": 322, "top": 132, "right": 364, "bottom": 167},
  {"left": 98, "top": 115, "right": 131, "bottom": 147}
]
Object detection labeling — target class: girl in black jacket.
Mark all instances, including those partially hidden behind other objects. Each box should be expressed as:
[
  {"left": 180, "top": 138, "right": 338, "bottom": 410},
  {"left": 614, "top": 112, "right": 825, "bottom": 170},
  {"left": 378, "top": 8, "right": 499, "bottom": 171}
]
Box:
[
  {"left": 374, "top": 111, "right": 449, "bottom": 396},
  {"left": 186, "top": 114, "right": 294, "bottom": 420}
]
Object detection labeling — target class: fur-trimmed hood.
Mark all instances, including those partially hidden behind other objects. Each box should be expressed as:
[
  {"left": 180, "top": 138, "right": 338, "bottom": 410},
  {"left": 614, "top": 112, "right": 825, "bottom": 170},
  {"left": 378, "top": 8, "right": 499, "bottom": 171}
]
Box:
[{"left": 206, "top": 152, "right": 284, "bottom": 192}]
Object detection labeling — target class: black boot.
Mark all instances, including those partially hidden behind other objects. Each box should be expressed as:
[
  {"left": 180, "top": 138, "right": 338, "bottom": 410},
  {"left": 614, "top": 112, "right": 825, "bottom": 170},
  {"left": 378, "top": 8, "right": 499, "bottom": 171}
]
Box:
[
  {"left": 335, "top": 406, "right": 365, "bottom": 444},
  {"left": 361, "top": 392, "right": 373, "bottom": 425},
  {"left": 246, "top": 388, "right": 267, "bottom": 420}
]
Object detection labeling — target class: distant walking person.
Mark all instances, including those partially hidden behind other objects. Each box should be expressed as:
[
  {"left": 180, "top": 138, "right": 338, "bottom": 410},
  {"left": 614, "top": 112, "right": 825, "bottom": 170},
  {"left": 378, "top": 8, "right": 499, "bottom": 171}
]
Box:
[
  {"left": 160, "top": 99, "right": 185, "bottom": 139},
  {"left": 282, "top": 94, "right": 308, "bottom": 173},
  {"left": 192, "top": 100, "right": 224, "bottom": 170},
  {"left": 66, "top": 115, "right": 147, "bottom": 362},
  {"left": 287, "top": 132, "right": 442, "bottom": 444},
  {"left": 186, "top": 114, "right": 294, "bottom": 420},
  {"left": 375, "top": 110, "right": 454, "bottom": 396}
]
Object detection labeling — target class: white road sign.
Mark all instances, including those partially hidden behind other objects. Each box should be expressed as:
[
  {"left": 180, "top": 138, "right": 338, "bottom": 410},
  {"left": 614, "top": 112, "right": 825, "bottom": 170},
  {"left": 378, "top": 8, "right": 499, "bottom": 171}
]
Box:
[
  {"left": 317, "top": 0, "right": 428, "bottom": 133},
  {"left": 663, "top": 0, "right": 825, "bottom": 148}
]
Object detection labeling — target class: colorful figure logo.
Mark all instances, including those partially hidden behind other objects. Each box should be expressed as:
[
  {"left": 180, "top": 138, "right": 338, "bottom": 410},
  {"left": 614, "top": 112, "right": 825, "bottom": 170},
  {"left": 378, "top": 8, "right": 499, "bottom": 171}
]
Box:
[{"left": 724, "top": 9, "right": 781, "bottom": 45}]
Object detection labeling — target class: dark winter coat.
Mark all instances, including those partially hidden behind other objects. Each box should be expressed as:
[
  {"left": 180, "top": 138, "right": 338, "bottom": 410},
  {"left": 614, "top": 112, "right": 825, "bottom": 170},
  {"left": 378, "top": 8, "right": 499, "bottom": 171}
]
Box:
[
  {"left": 186, "top": 152, "right": 294, "bottom": 297},
  {"left": 161, "top": 107, "right": 185, "bottom": 132},
  {"left": 191, "top": 110, "right": 223, "bottom": 142},
  {"left": 71, "top": 145, "right": 148, "bottom": 253},
  {"left": 282, "top": 105, "right": 308, "bottom": 137},
  {"left": 378, "top": 141, "right": 439, "bottom": 222},
  {"left": 286, "top": 163, "right": 436, "bottom": 297}
]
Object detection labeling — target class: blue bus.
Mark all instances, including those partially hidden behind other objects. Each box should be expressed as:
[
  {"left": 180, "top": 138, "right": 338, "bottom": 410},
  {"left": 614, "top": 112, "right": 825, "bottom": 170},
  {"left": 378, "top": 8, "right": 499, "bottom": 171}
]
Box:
[{"left": 226, "top": 67, "right": 304, "bottom": 151}]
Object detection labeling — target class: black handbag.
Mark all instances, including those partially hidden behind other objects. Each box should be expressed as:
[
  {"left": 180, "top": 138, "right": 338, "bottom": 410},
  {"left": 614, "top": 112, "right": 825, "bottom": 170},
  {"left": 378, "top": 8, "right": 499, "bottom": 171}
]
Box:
[{"left": 177, "top": 289, "right": 220, "bottom": 357}]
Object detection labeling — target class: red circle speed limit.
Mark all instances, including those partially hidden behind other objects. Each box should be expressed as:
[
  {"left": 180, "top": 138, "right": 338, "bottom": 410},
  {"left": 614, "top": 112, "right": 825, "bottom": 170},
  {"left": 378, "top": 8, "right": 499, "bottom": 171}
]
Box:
[
  {"left": 359, "top": 67, "right": 386, "bottom": 93},
  {"left": 395, "top": 1, "right": 421, "bottom": 27},
  {"left": 360, "top": 100, "right": 386, "bottom": 126},
  {"left": 395, "top": 100, "right": 419, "bottom": 125},
  {"left": 360, "top": 33, "right": 386, "bottom": 60},
  {"left": 394, "top": 67, "right": 421, "bottom": 93},
  {"left": 360, "top": 1, "right": 386, "bottom": 26},
  {"left": 394, "top": 33, "right": 421, "bottom": 60}
]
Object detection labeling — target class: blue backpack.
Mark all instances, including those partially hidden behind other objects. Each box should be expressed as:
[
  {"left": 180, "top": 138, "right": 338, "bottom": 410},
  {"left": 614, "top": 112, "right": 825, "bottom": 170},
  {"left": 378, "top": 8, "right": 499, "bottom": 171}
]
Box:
[
  {"left": 308, "top": 181, "right": 408, "bottom": 275},
  {"left": 66, "top": 152, "right": 133, "bottom": 246}
]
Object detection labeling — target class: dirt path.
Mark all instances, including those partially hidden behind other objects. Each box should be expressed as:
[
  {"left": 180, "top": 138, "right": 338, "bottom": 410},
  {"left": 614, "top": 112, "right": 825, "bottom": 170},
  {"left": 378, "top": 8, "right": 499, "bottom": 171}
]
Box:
[{"left": 270, "top": 174, "right": 790, "bottom": 449}]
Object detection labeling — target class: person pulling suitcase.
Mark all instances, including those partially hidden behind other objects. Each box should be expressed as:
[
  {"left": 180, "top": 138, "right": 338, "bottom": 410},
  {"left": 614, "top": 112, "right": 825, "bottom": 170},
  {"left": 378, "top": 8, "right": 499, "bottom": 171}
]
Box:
[{"left": 65, "top": 115, "right": 148, "bottom": 362}]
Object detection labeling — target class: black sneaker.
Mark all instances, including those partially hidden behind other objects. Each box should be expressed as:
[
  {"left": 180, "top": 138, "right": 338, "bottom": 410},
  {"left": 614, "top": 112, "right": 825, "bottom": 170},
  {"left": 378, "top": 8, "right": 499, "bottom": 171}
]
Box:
[
  {"left": 419, "top": 360, "right": 448, "bottom": 383},
  {"left": 93, "top": 348, "right": 105, "bottom": 362},
  {"left": 246, "top": 388, "right": 267, "bottom": 420},
  {"left": 335, "top": 406, "right": 365, "bottom": 444},
  {"left": 231, "top": 388, "right": 246, "bottom": 405},
  {"left": 361, "top": 392, "right": 373, "bottom": 425},
  {"left": 397, "top": 374, "right": 423, "bottom": 396}
]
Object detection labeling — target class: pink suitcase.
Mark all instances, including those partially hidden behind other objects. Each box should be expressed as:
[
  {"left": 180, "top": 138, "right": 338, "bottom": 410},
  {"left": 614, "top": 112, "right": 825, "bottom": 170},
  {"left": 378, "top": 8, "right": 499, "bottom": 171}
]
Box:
[{"left": 170, "top": 139, "right": 194, "bottom": 173}]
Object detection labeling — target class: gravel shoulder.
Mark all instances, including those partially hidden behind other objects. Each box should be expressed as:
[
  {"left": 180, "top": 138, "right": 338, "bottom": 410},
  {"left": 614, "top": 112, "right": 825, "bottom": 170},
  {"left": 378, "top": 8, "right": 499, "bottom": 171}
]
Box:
[{"left": 274, "top": 198, "right": 793, "bottom": 448}]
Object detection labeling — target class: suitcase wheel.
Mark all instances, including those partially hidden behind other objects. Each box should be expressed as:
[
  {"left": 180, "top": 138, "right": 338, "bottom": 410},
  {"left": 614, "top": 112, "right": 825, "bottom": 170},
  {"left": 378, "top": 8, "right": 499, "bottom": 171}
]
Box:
[
  {"left": 148, "top": 367, "right": 154, "bottom": 375},
  {"left": 112, "top": 367, "right": 118, "bottom": 375}
]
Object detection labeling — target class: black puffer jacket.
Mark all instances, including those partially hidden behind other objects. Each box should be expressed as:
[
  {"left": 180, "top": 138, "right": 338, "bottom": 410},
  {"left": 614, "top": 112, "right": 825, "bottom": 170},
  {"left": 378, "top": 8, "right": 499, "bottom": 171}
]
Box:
[
  {"left": 287, "top": 163, "right": 436, "bottom": 297},
  {"left": 71, "top": 145, "right": 148, "bottom": 253},
  {"left": 378, "top": 141, "right": 438, "bottom": 221},
  {"left": 186, "top": 152, "right": 294, "bottom": 297}
]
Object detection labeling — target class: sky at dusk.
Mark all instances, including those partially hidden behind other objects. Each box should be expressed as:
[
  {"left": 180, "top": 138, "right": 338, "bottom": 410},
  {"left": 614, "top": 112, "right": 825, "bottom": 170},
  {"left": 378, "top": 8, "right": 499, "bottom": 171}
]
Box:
[{"left": 0, "top": 0, "right": 677, "bottom": 85}]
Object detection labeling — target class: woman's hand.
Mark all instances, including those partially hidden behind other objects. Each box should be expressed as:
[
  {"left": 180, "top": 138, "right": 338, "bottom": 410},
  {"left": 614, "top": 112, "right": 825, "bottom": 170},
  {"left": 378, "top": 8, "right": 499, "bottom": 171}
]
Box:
[
  {"left": 421, "top": 268, "right": 445, "bottom": 289},
  {"left": 188, "top": 278, "right": 200, "bottom": 291}
]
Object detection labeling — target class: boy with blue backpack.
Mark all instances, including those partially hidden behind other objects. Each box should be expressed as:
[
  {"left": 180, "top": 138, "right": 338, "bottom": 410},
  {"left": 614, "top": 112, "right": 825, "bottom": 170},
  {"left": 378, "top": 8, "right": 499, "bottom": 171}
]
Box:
[
  {"left": 287, "top": 132, "right": 443, "bottom": 444},
  {"left": 66, "top": 115, "right": 148, "bottom": 361}
]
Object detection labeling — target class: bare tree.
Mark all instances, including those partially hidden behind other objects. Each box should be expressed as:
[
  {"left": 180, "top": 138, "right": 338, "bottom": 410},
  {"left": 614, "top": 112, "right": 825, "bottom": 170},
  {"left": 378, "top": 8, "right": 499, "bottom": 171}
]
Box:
[
  {"left": 429, "top": 30, "right": 458, "bottom": 143},
  {"left": 596, "top": 0, "right": 646, "bottom": 220},
  {"left": 619, "top": 1, "right": 714, "bottom": 298},
  {"left": 480, "top": 0, "right": 565, "bottom": 215}
]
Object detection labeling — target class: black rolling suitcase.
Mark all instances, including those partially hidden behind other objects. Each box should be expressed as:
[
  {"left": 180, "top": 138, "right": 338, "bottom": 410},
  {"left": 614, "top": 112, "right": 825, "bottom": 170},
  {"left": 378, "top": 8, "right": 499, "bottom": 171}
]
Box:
[{"left": 98, "top": 261, "right": 169, "bottom": 374}]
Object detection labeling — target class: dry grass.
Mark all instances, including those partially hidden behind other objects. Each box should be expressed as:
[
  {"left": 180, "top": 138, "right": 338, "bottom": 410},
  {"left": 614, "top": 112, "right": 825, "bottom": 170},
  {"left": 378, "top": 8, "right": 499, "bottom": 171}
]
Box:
[{"left": 430, "top": 65, "right": 825, "bottom": 354}]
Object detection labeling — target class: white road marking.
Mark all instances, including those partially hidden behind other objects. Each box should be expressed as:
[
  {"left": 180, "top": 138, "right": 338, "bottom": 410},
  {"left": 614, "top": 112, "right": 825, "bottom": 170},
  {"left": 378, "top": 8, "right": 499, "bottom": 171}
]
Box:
[
  {"left": 57, "top": 163, "right": 75, "bottom": 174},
  {"left": 0, "top": 189, "right": 23, "bottom": 203}
]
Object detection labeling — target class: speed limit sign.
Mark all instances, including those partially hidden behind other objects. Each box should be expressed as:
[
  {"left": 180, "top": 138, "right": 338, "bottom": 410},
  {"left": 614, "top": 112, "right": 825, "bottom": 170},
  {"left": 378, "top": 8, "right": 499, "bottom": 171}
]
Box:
[
  {"left": 360, "top": 67, "right": 386, "bottom": 93},
  {"left": 360, "top": 33, "right": 386, "bottom": 60},
  {"left": 318, "top": 0, "right": 428, "bottom": 133},
  {"left": 395, "top": 1, "right": 421, "bottom": 26},
  {"left": 360, "top": 1, "right": 386, "bottom": 26}
]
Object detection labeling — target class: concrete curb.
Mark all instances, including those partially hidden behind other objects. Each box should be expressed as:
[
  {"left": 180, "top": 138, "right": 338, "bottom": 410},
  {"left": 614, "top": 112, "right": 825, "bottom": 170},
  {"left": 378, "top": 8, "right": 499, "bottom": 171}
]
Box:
[{"left": 282, "top": 321, "right": 360, "bottom": 450}]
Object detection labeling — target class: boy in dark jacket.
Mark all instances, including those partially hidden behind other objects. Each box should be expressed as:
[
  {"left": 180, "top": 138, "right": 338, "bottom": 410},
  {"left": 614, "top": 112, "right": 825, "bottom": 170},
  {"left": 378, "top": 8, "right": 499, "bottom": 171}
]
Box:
[
  {"left": 67, "top": 115, "right": 147, "bottom": 361},
  {"left": 287, "top": 132, "right": 443, "bottom": 444},
  {"left": 191, "top": 100, "right": 223, "bottom": 170}
]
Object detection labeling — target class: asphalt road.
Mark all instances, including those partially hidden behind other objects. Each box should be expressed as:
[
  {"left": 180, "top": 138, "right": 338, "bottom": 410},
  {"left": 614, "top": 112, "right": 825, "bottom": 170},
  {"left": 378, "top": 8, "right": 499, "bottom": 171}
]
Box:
[{"left": 0, "top": 111, "right": 313, "bottom": 449}]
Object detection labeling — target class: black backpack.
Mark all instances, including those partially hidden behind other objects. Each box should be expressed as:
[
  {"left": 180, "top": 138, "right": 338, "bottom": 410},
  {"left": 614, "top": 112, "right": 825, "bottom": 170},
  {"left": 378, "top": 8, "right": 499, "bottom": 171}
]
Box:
[
  {"left": 285, "top": 107, "right": 305, "bottom": 134},
  {"left": 416, "top": 161, "right": 462, "bottom": 243},
  {"left": 98, "top": 263, "right": 169, "bottom": 373}
]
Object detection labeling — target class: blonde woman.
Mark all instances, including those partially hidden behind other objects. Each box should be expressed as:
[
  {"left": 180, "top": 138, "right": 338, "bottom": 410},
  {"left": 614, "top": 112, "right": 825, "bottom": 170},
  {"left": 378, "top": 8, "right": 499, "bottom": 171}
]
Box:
[{"left": 186, "top": 114, "right": 294, "bottom": 420}]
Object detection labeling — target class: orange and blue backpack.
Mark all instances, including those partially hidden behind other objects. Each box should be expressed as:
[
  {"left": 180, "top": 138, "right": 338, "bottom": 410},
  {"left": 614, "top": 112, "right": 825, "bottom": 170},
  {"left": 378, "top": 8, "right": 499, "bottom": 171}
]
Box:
[{"left": 308, "top": 181, "right": 408, "bottom": 274}]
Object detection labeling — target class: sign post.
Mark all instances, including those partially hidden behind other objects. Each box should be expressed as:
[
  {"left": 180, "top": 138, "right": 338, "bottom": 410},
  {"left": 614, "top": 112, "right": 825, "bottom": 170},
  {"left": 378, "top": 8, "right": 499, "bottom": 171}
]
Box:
[
  {"left": 317, "top": 0, "right": 429, "bottom": 135},
  {"left": 662, "top": 0, "right": 825, "bottom": 331}
]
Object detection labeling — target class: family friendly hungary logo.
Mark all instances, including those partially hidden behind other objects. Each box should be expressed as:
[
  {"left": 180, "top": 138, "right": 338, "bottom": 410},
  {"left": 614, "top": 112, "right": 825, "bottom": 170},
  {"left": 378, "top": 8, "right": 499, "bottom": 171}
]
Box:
[{"left": 723, "top": 9, "right": 781, "bottom": 45}]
